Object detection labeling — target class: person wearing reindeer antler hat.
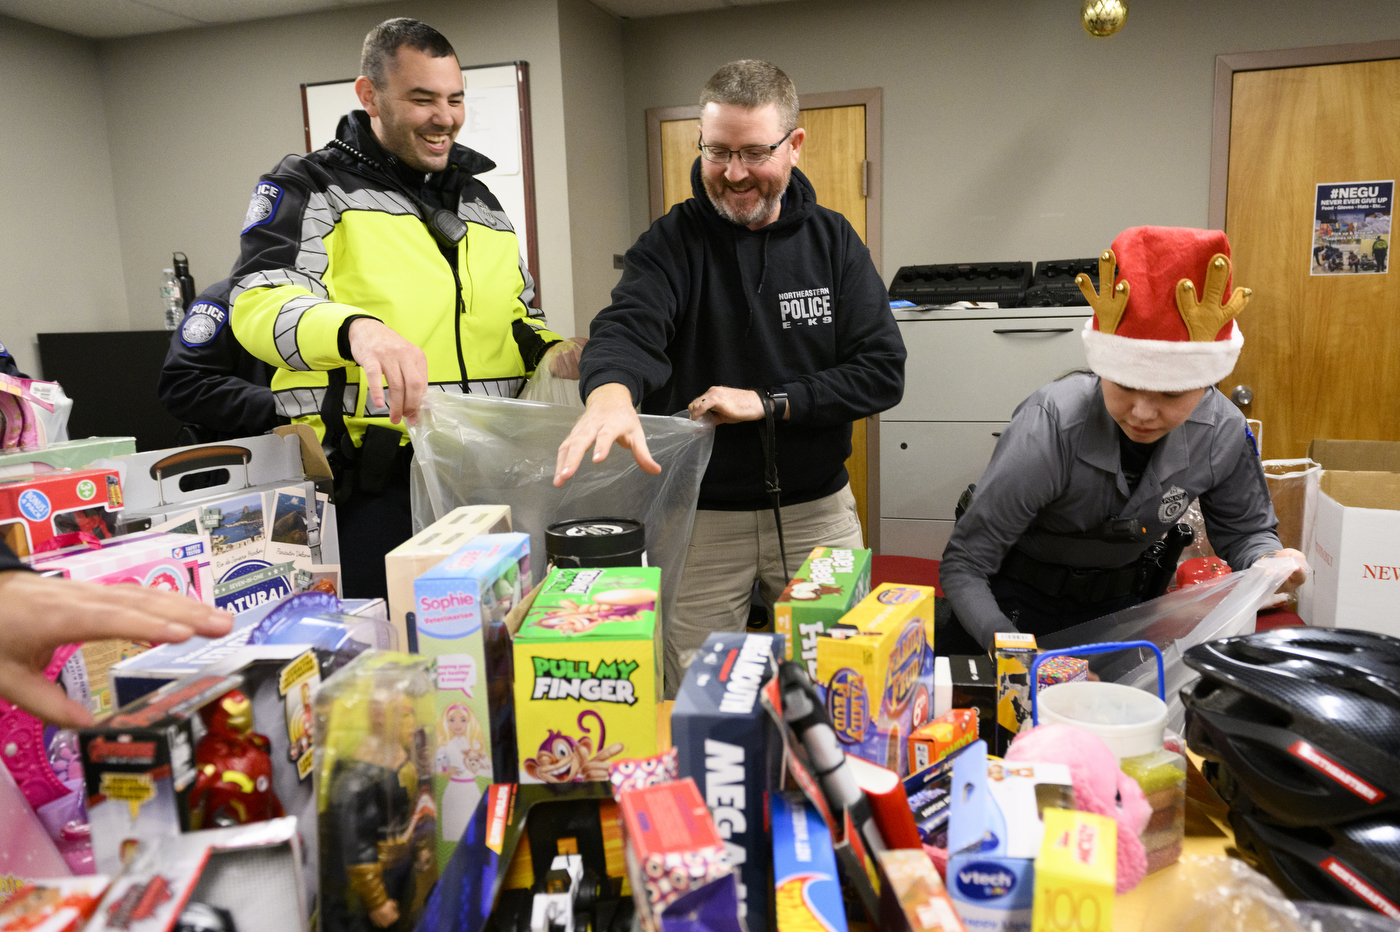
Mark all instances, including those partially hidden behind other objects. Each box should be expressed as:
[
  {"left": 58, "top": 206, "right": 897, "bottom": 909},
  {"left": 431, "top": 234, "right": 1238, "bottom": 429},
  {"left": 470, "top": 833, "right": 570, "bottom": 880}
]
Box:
[{"left": 941, "top": 226, "right": 1309, "bottom": 650}]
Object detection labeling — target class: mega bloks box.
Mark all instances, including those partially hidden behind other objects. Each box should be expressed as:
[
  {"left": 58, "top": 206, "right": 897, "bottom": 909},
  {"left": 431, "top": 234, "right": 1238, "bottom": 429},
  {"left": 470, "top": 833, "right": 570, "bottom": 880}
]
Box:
[
  {"left": 771, "top": 792, "right": 848, "bottom": 932},
  {"left": 414, "top": 532, "right": 531, "bottom": 863},
  {"left": 514, "top": 566, "right": 661, "bottom": 784},
  {"left": 386, "top": 505, "right": 512, "bottom": 652},
  {"left": 0, "top": 467, "right": 122, "bottom": 557},
  {"left": 994, "top": 634, "right": 1039, "bottom": 756},
  {"left": 672, "top": 632, "right": 784, "bottom": 932},
  {"left": 815, "top": 583, "right": 937, "bottom": 776},
  {"left": 1030, "top": 809, "right": 1116, "bottom": 932},
  {"left": 774, "top": 547, "right": 872, "bottom": 677},
  {"left": 946, "top": 742, "right": 1074, "bottom": 932}
]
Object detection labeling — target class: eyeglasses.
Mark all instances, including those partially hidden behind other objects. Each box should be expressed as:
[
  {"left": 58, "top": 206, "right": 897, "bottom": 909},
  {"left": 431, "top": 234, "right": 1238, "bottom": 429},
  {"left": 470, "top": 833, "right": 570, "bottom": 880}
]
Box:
[{"left": 698, "top": 129, "right": 793, "bottom": 164}]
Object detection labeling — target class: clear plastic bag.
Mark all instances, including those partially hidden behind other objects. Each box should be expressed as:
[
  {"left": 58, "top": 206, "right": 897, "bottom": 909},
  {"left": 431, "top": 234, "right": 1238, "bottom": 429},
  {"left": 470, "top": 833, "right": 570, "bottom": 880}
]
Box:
[
  {"left": 518, "top": 339, "right": 585, "bottom": 407},
  {"left": 1038, "top": 555, "right": 1302, "bottom": 734},
  {"left": 407, "top": 392, "right": 714, "bottom": 637}
]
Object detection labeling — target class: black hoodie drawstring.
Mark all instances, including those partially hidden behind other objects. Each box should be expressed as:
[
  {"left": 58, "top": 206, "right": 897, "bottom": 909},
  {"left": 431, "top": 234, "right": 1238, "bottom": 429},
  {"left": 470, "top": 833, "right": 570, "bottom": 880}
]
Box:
[{"left": 743, "top": 231, "right": 772, "bottom": 336}]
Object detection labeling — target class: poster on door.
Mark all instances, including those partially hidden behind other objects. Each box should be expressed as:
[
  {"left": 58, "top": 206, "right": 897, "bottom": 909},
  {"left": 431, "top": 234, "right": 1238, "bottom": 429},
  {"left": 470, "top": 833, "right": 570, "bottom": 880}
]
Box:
[{"left": 1311, "top": 181, "right": 1391, "bottom": 275}]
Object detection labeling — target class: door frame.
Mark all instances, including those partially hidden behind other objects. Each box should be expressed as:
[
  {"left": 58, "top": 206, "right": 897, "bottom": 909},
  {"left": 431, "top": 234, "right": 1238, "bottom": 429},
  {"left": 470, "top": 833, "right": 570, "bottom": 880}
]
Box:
[
  {"left": 1209, "top": 39, "right": 1400, "bottom": 230},
  {"left": 643, "top": 87, "right": 885, "bottom": 552}
]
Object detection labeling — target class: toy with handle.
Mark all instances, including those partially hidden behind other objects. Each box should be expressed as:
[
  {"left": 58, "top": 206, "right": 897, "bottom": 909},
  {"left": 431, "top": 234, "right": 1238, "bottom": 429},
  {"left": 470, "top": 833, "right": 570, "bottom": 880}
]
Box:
[{"left": 1030, "top": 639, "right": 1165, "bottom": 726}]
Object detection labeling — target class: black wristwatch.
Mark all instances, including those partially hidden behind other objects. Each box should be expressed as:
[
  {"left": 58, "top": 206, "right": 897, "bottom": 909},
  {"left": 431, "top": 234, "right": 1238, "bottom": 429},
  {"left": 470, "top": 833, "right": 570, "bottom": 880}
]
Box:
[{"left": 765, "top": 389, "right": 789, "bottom": 420}]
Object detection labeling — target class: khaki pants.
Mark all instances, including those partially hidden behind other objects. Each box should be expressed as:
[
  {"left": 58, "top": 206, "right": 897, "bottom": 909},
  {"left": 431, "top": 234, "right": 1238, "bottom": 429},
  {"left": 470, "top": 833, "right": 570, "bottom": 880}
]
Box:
[{"left": 666, "top": 484, "right": 864, "bottom": 695}]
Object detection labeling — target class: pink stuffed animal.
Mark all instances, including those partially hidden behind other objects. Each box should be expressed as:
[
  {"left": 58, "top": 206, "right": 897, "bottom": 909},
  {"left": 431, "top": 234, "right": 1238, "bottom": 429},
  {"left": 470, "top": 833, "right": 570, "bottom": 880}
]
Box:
[{"left": 1006, "top": 723, "right": 1152, "bottom": 893}]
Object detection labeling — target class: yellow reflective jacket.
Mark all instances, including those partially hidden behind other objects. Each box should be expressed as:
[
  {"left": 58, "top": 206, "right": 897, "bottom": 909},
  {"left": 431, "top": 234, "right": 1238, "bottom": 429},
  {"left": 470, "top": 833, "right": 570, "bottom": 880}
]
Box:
[{"left": 230, "top": 111, "right": 561, "bottom": 448}]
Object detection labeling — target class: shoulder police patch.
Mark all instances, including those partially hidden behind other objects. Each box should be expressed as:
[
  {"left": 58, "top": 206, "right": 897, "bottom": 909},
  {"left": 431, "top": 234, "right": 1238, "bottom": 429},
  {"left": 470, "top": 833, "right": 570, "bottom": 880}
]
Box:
[
  {"left": 241, "top": 181, "right": 284, "bottom": 234},
  {"left": 180, "top": 301, "right": 228, "bottom": 347}
]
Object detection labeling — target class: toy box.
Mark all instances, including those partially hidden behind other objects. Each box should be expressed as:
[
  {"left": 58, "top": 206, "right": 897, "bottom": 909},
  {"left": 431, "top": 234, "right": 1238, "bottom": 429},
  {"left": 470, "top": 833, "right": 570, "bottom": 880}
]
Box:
[
  {"left": 414, "top": 533, "right": 531, "bottom": 862},
  {"left": 0, "top": 436, "right": 134, "bottom": 478},
  {"left": 0, "top": 875, "right": 111, "bottom": 932},
  {"left": 514, "top": 566, "right": 661, "bottom": 784},
  {"left": 771, "top": 792, "right": 848, "bottom": 932},
  {"left": 945, "top": 655, "right": 996, "bottom": 736},
  {"left": 947, "top": 742, "right": 1074, "bottom": 932},
  {"left": 909, "top": 709, "right": 978, "bottom": 774},
  {"left": 386, "top": 505, "right": 512, "bottom": 652},
  {"left": 618, "top": 778, "right": 741, "bottom": 932},
  {"left": 1030, "top": 809, "right": 1116, "bottom": 932},
  {"left": 31, "top": 530, "right": 213, "bottom": 602},
  {"left": 815, "top": 583, "right": 937, "bottom": 776},
  {"left": 672, "top": 632, "right": 785, "bottom": 932},
  {"left": 86, "top": 817, "right": 307, "bottom": 932},
  {"left": 903, "top": 751, "right": 962, "bottom": 846},
  {"left": 994, "top": 634, "right": 1039, "bottom": 756},
  {"left": 774, "top": 547, "right": 872, "bottom": 678},
  {"left": 313, "top": 652, "right": 437, "bottom": 932},
  {"left": 877, "top": 848, "right": 967, "bottom": 932},
  {"left": 0, "top": 467, "right": 122, "bottom": 558}
]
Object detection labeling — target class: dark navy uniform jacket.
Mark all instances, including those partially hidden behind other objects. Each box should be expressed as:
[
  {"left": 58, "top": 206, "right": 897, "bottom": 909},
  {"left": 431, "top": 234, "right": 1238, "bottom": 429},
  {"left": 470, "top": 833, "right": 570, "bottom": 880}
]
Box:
[{"left": 158, "top": 278, "right": 284, "bottom": 443}]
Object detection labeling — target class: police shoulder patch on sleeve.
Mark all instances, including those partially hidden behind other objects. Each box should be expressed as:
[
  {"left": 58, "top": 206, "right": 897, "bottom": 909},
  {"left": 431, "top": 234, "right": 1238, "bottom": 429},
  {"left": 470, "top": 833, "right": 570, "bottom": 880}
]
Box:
[
  {"left": 0, "top": 339, "right": 8, "bottom": 357},
  {"left": 180, "top": 301, "right": 229, "bottom": 347},
  {"left": 241, "top": 181, "right": 284, "bottom": 234}
]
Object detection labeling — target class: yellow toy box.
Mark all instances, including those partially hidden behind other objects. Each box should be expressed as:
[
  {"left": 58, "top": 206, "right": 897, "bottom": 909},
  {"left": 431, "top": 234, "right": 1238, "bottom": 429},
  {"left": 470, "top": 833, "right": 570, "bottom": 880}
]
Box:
[
  {"left": 995, "top": 632, "right": 1038, "bottom": 755},
  {"left": 513, "top": 566, "right": 661, "bottom": 783},
  {"left": 815, "top": 583, "right": 937, "bottom": 776},
  {"left": 1031, "top": 808, "right": 1117, "bottom": 932}
]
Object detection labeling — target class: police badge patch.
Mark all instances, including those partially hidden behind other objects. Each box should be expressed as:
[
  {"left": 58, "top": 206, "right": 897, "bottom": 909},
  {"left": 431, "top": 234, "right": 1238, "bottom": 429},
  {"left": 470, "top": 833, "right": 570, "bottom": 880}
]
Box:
[
  {"left": 1158, "top": 485, "right": 1189, "bottom": 524},
  {"left": 180, "top": 301, "right": 228, "bottom": 347},
  {"left": 241, "top": 181, "right": 283, "bottom": 233}
]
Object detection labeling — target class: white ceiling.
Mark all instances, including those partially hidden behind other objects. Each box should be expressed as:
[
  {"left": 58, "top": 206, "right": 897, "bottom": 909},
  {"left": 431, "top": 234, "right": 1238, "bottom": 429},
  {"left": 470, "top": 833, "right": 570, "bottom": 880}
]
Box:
[{"left": 0, "top": 0, "right": 795, "bottom": 39}]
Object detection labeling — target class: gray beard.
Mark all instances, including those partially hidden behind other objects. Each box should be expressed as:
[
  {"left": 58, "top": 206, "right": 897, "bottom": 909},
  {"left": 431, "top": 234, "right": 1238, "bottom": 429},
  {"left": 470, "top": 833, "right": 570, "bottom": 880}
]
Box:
[{"left": 709, "top": 189, "right": 782, "bottom": 226}]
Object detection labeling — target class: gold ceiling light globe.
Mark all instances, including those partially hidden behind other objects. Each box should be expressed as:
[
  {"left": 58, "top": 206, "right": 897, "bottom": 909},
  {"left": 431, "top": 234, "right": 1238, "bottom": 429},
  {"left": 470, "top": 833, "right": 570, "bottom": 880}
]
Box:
[{"left": 1081, "top": 0, "right": 1128, "bottom": 37}]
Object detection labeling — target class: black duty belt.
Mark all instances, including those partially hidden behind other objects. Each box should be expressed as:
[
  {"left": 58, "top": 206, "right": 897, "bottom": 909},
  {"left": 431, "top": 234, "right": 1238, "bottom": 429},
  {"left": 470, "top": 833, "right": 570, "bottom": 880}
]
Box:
[{"left": 999, "top": 548, "right": 1138, "bottom": 604}]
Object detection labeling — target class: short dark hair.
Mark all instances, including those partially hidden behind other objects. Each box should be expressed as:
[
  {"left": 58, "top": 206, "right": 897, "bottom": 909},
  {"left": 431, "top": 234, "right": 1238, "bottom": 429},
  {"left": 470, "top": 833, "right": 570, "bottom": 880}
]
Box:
[
  {"left": 699, "top": 60, "right": 799, "bottom": 133},
  {"left": 361, "top": 18, "right": 457, "bottom": 88}
]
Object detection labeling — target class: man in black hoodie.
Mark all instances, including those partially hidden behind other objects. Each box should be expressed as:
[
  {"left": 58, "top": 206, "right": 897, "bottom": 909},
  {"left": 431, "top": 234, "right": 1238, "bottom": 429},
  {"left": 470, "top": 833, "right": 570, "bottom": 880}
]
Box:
[{"left": 556, "top": 61, "right": 906, "bottom": 691}]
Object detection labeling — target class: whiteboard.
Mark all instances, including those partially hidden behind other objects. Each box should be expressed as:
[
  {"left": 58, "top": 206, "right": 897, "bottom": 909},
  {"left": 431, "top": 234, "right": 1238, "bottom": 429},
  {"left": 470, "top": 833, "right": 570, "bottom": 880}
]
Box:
[{"left": 300, "top": 62, "right": 539, "bottom": 300}]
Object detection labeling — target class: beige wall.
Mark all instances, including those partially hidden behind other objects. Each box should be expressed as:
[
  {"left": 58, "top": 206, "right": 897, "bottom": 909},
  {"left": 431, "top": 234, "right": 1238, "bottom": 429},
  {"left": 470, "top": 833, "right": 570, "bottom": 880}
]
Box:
[
  {"left": 0, "top": 15, "right": 129, "bottom": 377},
  {"left": 621, "top": 0, "right": 1400, "bottom": 282},
  {"left": 558, "top": 0, "right": 631, "bottom": 334},
  {"left": 95, "top": 0, "right": 579, "bottom": 333}
]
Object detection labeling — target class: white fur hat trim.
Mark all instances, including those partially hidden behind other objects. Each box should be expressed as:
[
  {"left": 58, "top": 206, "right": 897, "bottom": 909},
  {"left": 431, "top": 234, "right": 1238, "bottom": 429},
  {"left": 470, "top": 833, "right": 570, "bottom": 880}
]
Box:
[{"left": 1081, "top": 317, "right": 1244, "bottom": 391}]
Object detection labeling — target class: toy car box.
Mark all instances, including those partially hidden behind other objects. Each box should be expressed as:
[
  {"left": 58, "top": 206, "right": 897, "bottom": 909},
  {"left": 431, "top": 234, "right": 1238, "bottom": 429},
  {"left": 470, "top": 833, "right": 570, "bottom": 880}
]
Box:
[
  {"left": 946, "top": 742, "right": 1074, "bottom": 932},
  {"left": 415, "top": 533, "right": 531, "bottom": 862},
  {"left": 815, "top": 583, "right": 937, "bottom": 776},
  {"left": 385, "top": 504, "right": 512, "bottom": 652},
  {"left": 771, "top": 791, "right": 848, "bottom": 932},
  {"left": 514, "top": 566, "right": 662, "bottom": 784},
  {"left": 774, "top": 547, "right": 872, "bottom": 678},
  {"left": 0, "top": 467, "right": 122, "bottom": 558},
  {"left": 672, "top": 632, "right": 785, "bottom": 932}
]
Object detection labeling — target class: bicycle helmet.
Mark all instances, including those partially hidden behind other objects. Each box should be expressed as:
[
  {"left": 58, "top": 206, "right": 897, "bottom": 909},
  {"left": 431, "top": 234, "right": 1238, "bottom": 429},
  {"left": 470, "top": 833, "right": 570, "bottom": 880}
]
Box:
[
  {"left": 1229, "top": 803, "right": 1400, "bottom": 920},
  {"left": 1182, "top": 627, "right": 1400, "bottom": 827}
]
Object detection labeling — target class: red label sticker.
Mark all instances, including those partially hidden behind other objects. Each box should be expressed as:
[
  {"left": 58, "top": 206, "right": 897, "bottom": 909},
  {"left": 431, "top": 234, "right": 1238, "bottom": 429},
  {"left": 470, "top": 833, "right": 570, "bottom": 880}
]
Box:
[
  {"left": 1288, "top": 740, "right": 1385, "bottom": 803},
  {"left": 485, "top": 783, "right": 515, "bottom": 854},
  {"left": 1320, "top": 858, "right": 1400, "bottom": 919}
]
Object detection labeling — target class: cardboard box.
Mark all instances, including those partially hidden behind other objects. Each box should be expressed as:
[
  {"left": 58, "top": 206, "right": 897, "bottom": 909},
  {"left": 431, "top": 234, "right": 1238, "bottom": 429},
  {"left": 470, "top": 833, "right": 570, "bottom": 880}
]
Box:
[
  {"left": 1031, "top": 809, "right": 1115, "bottom": 932},
  {"left": 774, "top": 547, "right": 872, "bottom": 678},
  {"left": 878, "top": 848, "right": 967, "bottom": 932},
  {"left": 672, "top": 632, "right": 784, "bottom": 932},
  {"left": 0, "top": 467, "right": 122, "bottom": 557},
  {"left": 1303, "top": 440, "right": 1400, "bottom": 634},
  {"left": 415, "top": 533, "right": 531, "bottom": 863},
  {"left": 994, "top": 633, "right": 1038, "bottom": 756},
  {"left": 947, "top": 655, "right": 996, "bottom": 737},
  {"left": 514, "top": 566, "right": 661, "bottom": 784},
  {"left": 386, "top": 505, "right": 512, "bottom": 652},
  {"left": 0, "top": 436, "right": 135, "bottom": 478},
  {"left": 815, "top": 583, "right": 937, "bottom": 776},
  {"left": 947, "top": 742, "right": 1074, "bottom": 932},
  {"left": 771, "top": 792, "right": 848, "bottom": 932},
  {"left": 909, "top": 709, "right": 978, "bottom": 774}
]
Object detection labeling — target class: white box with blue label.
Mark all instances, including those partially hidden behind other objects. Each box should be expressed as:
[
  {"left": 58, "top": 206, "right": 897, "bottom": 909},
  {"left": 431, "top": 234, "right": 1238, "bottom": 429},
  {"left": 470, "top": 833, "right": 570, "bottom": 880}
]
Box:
[
  {"left": 946, "top": 741, "right": 1073, "bottom": 932},
  {"left": 414, "top": 532, "right": 531, "bottom": 865}
]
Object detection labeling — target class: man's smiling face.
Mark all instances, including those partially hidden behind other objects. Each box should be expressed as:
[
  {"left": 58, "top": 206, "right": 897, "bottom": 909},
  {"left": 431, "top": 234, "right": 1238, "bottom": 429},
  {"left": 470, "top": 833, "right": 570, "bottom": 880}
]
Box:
[{"left": 356, "top": 45, "right": 464, "bottom": 173}]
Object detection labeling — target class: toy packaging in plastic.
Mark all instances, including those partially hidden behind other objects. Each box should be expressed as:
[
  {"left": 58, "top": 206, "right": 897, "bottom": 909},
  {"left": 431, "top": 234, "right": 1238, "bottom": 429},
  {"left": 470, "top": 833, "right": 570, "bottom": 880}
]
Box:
[
  {"left": 946, "top": 741, "right": 1074, "bottom": 932},
  {"left": 31, "top": 530, "right": 213, "bottom": 604},
  {"left": 774, "top": 546, "right": 872, "bottom": 677},
  {"left": 0, "top": 876, "right": 111, "bottom": 932},
  {"left": 313, "top": 651, "right": 438, "bottom": 932},
  {"left": 672, "top": 632, "right": 785, "bottom": 932},
  {"left": 385, "top": 504, "right": 512, "bottom": 652},
  {"left": 0, "top": 373, "right": 71, "bottom": 452},
  {"left": 617, "top": 777, "right": 742, "bottom": 932},
  {"left": 86, "top": 817, "right": 307, "bottom": 932},
  {"left": 994, "top": 633, "right": 1039, "bottom": 756},
  {"left": 1031, "top": 808, "right": 1116, "bottom": 932},
  {"left": 414, "top": 532, "right": 530, "bottom": 863},
  {"left": 514, "top": 566, "right": 662, "bottom": 783},
  {"left": 771, "top": 792, "right": 848, "bottom": 932},
  {"left": 816, "top": 583, "right": 937, "bottom": 776},
  {"left": 0, "top": 467, "right": 121, "bottom": 558}
]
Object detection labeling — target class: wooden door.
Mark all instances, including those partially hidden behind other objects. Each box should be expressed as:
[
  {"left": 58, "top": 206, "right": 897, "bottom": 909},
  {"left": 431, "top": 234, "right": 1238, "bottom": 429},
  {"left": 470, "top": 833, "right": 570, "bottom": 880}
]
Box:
[
  {"left": 652, "top": 102, "right": 877, "bottom": 543},
  {"left": 1224, "top": 59, "right": 1400, "bottom": 458}
]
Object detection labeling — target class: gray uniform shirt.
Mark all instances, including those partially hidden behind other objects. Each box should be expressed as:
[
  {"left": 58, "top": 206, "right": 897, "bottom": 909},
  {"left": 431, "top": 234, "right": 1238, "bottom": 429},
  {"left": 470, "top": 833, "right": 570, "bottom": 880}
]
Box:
[{"left": 941, "top": 374, "right": 1280, "bottom": 647}]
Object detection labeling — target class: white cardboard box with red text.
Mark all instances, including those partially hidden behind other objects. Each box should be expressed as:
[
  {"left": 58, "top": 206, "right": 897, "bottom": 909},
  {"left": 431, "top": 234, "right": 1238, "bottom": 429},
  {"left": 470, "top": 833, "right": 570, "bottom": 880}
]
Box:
[{"left": 1309, "top": 469, "right": 1400, "bottom": 635}]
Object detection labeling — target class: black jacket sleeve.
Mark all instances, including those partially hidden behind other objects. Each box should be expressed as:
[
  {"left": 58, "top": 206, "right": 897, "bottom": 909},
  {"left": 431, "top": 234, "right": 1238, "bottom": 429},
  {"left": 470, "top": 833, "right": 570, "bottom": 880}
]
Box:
[
  {"left": 158, "top": 279, "right": 283, "bottom": 440},
  {"left": 0, "top": 340, "right": 27, "bottom": 379}
]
